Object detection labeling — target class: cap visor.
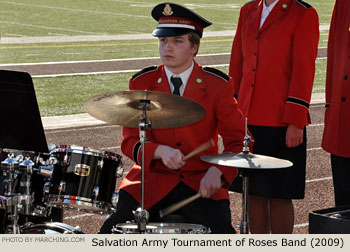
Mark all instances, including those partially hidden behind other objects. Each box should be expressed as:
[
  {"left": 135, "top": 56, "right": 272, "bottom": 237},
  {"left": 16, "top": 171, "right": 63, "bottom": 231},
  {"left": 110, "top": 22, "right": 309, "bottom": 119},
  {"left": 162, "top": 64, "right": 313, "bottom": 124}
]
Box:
[{"left": 152, "top": 28, "right": 192, "bottom": 37}]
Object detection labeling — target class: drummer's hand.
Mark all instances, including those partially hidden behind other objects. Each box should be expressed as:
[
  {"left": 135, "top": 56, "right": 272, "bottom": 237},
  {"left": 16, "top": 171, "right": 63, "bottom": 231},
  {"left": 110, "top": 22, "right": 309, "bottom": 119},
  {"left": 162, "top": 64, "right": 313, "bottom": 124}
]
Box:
[
  {"left": 199, "top": 166, "right": 222, "bottom": 198},
  {"left": 286, "top": 124, "right": 303, "bottom": 148},
  {"left": 154, "top": 145, "right": 185, "bottom": 170}
]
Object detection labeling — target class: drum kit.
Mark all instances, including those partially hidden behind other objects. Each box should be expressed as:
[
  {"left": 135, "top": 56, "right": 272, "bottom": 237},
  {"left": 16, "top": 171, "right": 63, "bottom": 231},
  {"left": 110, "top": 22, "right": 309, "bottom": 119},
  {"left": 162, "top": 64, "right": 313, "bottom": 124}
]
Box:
[
  {"left": 0, "top": 89, "right": 292, "bottom": 234},
  {"left": 0, "top": 145, "right": 124, "bottom": 234},
  {"left": 83, "top": 90, "right": 293, "bottom": 234}
]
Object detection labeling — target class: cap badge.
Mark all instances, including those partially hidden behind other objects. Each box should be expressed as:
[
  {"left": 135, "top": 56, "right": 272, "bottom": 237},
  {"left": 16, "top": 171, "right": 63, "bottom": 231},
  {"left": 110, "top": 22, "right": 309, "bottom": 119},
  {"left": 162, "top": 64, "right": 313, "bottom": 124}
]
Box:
[
  {"left": 162, "top": 4, "right": 173, "bottom": 16},
  {"left": 282, "top": 4, "right": 288, "bottom": 8}
]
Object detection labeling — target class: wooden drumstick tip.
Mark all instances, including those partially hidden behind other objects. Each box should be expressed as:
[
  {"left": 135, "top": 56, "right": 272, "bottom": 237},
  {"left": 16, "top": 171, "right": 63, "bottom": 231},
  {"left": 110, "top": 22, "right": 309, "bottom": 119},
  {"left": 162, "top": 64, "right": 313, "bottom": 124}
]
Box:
[
  {"left": 182, "top": 138, "right": 216, "bottom": 162},
  {"left": 159, "top": 192, "right": 201, "bottom": 218}
]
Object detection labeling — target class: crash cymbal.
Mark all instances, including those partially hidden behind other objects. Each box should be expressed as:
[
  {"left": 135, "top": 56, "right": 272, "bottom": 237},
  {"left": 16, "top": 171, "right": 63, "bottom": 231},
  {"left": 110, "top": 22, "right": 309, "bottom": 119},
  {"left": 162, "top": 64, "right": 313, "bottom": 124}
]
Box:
[
  {"left": 84, "top": 90, "right": 206, "bottom": 128},
  {"left": 200, "top": 152, "right": 293, "bottom": 169}
]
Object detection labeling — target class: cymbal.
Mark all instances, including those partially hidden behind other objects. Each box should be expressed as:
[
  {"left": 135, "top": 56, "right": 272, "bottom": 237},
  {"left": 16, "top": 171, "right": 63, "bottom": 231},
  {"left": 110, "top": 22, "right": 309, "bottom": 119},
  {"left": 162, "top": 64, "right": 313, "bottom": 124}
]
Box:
[
  {"left": 84, "top": 90, "right": 206, "bottom": 128},
  {"left": 200, "top": 152, "right": 293, "bottom": 169}
]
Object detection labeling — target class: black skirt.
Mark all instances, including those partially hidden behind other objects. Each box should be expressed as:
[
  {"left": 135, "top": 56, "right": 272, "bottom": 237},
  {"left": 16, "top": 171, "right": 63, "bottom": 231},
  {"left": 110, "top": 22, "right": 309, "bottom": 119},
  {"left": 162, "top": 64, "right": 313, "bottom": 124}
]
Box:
[{"left": 229, "top": 125, "right": 306, "bottom": 199}]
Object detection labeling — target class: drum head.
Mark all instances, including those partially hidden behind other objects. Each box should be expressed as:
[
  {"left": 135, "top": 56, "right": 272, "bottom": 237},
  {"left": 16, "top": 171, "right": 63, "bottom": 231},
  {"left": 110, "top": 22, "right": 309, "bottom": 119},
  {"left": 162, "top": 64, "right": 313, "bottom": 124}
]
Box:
[
  {"left": 21, "top": 222, "right": 83, "bottom": 234},
  {"left": 114, "top": 222, "right": 208, "bottom": 234}
]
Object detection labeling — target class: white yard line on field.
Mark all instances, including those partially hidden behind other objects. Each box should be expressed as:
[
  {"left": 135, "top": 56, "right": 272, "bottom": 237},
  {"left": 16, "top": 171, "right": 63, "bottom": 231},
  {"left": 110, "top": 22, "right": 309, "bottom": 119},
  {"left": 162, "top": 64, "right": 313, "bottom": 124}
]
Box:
[
  {"left": 0, "top": 0, "right": 149, "bottom": 19},
  {"left": 1, "top": 25, "right": 330, "bottom": 44},
  {"left": 0, "top": 21, "right": 104, "bottom": 36}
]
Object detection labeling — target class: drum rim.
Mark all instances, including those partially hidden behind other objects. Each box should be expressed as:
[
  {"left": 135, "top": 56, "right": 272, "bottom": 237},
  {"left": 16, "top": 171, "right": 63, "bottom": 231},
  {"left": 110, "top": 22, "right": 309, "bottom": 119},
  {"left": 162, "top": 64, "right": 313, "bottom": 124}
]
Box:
[
  {"left": 21, "top": 222, "right": 84, "bottom": 234},
  {"left": 46, "top": 194, "right": 114, "bottom": 214},
  {"left": 52, "top": 145, "right": 103, "bottom": 157},
  {"left": 114, "top": 222, "right": 208, "bottom": 234}
]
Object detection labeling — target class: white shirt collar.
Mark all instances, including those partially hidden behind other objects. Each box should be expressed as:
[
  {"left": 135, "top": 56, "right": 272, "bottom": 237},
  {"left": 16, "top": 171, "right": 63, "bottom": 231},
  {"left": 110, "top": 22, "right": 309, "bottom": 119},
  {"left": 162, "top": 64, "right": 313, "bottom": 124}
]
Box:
[
  {"left": 260, "top": 0, "right": 279, "bottom": 29},
  {"left": 165, "top": 61, "right": 194, "bottom": 96}
]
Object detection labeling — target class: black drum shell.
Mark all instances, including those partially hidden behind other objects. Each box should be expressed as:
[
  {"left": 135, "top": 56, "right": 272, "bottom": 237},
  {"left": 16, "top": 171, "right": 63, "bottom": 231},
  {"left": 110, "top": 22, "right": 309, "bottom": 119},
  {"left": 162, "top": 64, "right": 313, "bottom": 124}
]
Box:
[{"left": 46, "top": 145, "right": 122, "bottom": 213}]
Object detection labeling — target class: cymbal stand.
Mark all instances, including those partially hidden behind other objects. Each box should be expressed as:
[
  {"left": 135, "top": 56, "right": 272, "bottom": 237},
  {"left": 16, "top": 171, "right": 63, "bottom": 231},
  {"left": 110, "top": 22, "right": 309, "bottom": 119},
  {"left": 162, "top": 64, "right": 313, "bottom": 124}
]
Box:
[
  {"left": 134, "top": 99, "right": 151, "bottom": 233},
  {"left": 239, "top": 118, "right": 254, "bottom": 234}
]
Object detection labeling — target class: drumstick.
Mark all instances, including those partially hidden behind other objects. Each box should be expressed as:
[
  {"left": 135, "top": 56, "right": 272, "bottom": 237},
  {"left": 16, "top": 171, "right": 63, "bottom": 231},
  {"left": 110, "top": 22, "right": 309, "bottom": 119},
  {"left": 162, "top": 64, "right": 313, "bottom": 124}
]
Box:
[
  {"left": 159, "top": 180, "right": 226, "bottom": 218},
  {"left": 159, "top": 139, "right": 216, "bottom": 218},
  {"left": 182, "top": 138, "right": 215, "bottom": 162},
  {"left": 159, "top": 192, "right": 201, "bottom": 218}
]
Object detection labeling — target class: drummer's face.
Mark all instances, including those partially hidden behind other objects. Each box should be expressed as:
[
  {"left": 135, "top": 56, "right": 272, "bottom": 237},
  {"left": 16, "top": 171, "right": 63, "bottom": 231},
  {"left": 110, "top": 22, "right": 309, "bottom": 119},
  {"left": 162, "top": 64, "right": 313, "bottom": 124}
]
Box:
[{"left": 158, "top": 34, "right": 197, "bottom": 74}]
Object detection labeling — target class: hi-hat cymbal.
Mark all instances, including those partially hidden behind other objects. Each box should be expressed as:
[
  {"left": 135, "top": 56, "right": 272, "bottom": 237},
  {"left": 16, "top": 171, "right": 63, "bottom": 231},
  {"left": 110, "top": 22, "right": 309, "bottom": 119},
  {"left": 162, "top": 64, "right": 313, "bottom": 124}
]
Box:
[
  {"left": 84, "top": 90, "right": 206, "bottom": 128},
  {"left": 200, "top": 152, "right": 293, "bottom": 169}
]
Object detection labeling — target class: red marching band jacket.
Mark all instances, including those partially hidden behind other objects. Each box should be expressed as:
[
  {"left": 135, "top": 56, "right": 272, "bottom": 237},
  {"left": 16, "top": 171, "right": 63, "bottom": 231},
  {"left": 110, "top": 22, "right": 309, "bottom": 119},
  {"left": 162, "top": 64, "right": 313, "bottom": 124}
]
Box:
[
  {"left": 229, "top": 0, "right": 319, "bottom": 129},
  {"left": 119, "top": 61, "right": 249, "bottom": 209},
  {"left": 322, "top": 0, "right": 350, "bottom": 157}
]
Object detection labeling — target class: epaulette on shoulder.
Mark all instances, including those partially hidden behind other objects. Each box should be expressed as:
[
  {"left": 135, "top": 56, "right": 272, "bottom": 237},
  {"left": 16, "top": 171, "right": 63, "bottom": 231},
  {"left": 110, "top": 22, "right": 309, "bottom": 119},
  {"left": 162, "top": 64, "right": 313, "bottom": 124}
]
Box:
[
  {"left": 244, "top": 0, "right": 257, "bottom": 7},
  {"left": 202, "top": 67, "right": 230, "bottom": 82},
  {"left": 296, "top": 0, "right": 312, "bottom": 9},
  {"left": 132, "top": 66, "right": 158, "bottom": 80}
]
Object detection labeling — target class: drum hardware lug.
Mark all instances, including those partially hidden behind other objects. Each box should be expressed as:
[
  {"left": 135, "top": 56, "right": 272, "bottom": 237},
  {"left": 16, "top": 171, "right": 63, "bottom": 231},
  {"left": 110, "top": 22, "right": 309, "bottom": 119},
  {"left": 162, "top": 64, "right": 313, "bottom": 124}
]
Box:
[
  {"left": 43, "top": 182, "right": 51, "bottom": 194},
  {"left": 116, "top": 161, "right": 124, "bottom": 178},
  {"left": 73, "top": 226, "right": 83, "bottom": 233},
  {"left": 35, "top": 154, "right": 41, "bottom": 165},
  {"left": 98, "top": 160, "right": 104, "bottom": 169},
  {"left": 43, "top": 182, "right": 52, "bottom": 202},
  {"left": 4, "top": 195, "right": 21, "bottom": 234},
  {"left": 1, "top": 155, "right": 19, "bottom": 194},
  {"left": 59, "top": 180, "right": 66, "bottom": 194},
  {"left": 48, "top": 156, "right": 58, "bottom": 165},
  {"left": 63, "top": 153, "right": 71, "bottom": 166},
  {"left": 111, "top": 191, "right": 119, "bottom": 208},
  {"left": 19, "top": 158, "right": 34, "bottom": 196},
  {"left": 47, "top": 206, "right": 52, "bottom": 216},
  {"left": 92, "top": 186, "right": 99, "bottom": 200}
]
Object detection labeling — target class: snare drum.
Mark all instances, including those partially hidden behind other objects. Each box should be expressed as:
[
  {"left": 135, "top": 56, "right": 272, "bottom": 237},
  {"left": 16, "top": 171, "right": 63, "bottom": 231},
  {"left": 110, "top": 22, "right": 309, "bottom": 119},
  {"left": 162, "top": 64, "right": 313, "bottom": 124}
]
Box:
[
  {"left": 21, "top": 222, "right": 84, "bottom": 234},
  {"left": 113, "top": 222, "right": 209, "bottom": 234},
  {"left": 45, "top": 145, "right": 123, "bottom": 214}
]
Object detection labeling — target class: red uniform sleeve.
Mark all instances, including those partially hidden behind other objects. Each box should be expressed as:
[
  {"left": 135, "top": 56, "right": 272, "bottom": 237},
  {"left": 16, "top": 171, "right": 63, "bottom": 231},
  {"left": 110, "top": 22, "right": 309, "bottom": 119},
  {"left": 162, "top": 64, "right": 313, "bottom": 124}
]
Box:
[
  {"left": 282, "top": 8, "right": 319, "bottom": 128},
  {"left": 325, "top": 3, "right": 338, "bottom": 107},
  {"left": 229, "top": 8, "right": 244, "bottom": 97}
]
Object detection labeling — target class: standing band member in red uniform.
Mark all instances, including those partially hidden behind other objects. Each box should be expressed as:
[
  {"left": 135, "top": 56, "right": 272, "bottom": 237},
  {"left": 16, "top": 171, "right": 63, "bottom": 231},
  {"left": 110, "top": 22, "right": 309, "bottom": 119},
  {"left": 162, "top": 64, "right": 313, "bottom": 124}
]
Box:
[
  {"left": 322, "top": 0, "right": 350, "bottom": 207},
  {"left": 99, "top": 2, "right": 250, "bottom": 234},
  {"left": 229, "top": 0, "right": 319, "bottom": 233}
]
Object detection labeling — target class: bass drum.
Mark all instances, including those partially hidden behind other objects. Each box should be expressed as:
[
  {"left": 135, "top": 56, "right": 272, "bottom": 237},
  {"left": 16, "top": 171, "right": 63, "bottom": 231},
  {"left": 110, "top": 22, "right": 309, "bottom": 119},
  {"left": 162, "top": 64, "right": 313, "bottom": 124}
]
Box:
[
  {"left": 113, "top": 222, "right": 209, "bottom": 234},
  {"left": 21, "top": 222, "right": 84, "bottom": 234}
]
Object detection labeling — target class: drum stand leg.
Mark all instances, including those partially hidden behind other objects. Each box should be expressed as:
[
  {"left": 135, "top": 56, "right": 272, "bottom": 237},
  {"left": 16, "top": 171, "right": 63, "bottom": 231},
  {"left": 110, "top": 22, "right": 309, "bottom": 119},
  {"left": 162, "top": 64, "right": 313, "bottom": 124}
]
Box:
[
  {"left": 20, "top": 162, "right": 34, "bottom": 224},
  {"left": 4, "top": 195, "right": 21, "bottom": 234},
  {"left": 239, "top": 169, "right": 249, "bottom": 234},
  {"left": 239, "top": 117, "right": 253, "bottom": 234}
]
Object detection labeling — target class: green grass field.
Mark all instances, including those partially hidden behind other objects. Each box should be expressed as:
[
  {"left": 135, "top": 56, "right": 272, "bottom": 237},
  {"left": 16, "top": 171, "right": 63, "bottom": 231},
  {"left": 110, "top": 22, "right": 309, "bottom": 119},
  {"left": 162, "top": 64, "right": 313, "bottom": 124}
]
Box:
[{"left": 0, "top": 0, "right": 333, "bottom": 116}]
